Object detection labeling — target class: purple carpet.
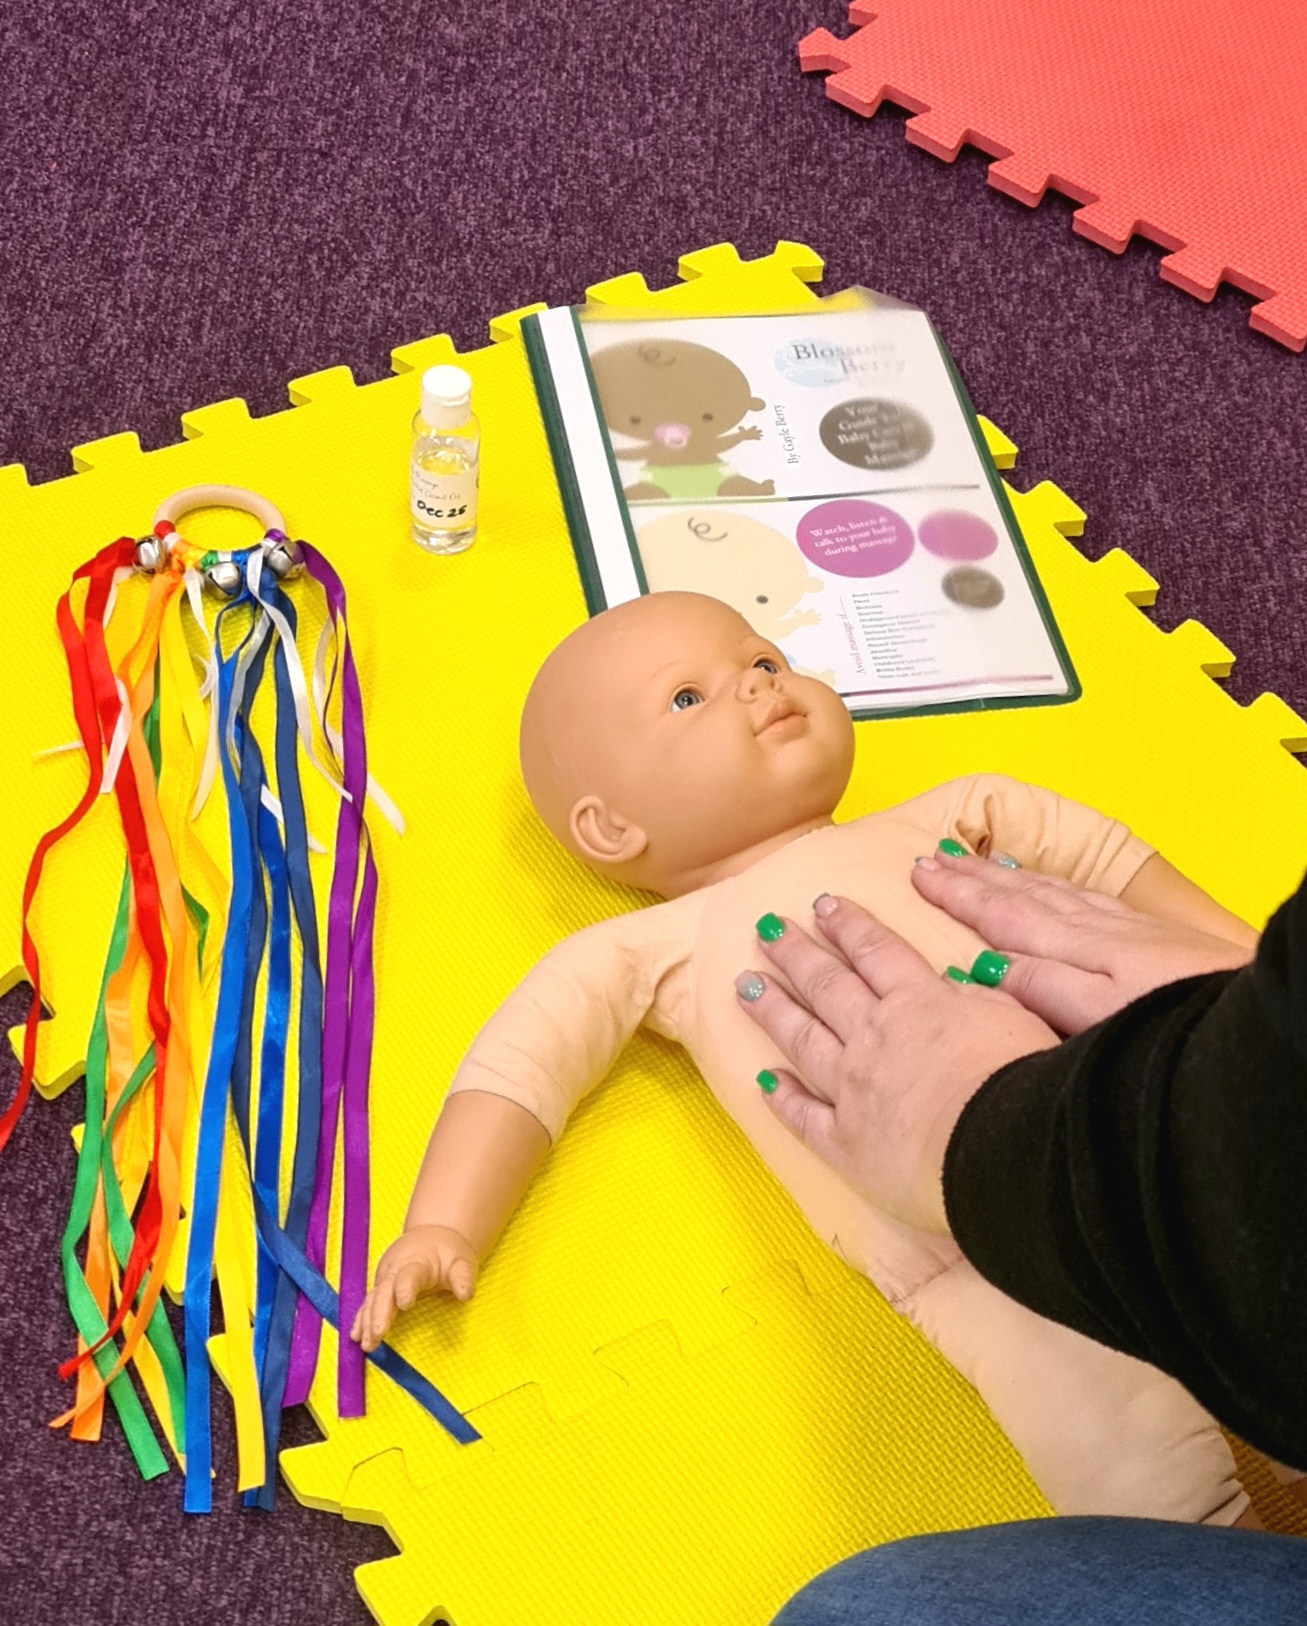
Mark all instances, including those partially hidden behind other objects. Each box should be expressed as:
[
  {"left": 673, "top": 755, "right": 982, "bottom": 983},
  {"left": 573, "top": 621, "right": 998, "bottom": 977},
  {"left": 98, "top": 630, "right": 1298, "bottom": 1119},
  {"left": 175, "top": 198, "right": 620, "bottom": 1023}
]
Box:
[{"left": 2, "top": 2, "right": 1305, "bottom": 1623}]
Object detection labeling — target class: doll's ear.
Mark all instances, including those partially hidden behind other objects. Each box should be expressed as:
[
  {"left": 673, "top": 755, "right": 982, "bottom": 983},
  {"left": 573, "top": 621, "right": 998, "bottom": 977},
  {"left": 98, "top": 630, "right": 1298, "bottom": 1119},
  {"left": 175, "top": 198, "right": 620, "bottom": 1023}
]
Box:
[
  {"left": 569, "top": 796, "right": 649, "bottom": 868},
  {"left": 748, "top": 396, "right": 765, "bottom": 411}
]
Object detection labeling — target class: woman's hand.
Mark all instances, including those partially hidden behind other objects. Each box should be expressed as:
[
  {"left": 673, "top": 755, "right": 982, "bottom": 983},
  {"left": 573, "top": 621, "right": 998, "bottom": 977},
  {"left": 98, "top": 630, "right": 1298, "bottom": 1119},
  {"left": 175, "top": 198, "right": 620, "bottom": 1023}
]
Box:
[
  {"left": 736, "top": 898, "right": 1058, "bottom": 1234},
  {"left": 911, "top": 853, "right": 1254, "bottom": 1034}
]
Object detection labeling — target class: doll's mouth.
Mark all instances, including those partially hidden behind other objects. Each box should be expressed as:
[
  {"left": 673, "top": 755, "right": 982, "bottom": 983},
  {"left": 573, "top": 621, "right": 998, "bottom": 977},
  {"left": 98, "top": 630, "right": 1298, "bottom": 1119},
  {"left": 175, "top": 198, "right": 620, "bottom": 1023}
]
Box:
[{"left": 755, "top": 701, "right": 806, "bottom": 736}]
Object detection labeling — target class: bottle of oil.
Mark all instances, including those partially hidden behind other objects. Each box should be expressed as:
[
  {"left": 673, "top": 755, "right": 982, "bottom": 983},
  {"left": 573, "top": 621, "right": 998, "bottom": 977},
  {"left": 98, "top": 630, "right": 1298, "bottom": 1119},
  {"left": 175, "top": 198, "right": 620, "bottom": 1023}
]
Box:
[{"left": 410, "top": 364, "right": 479, "bottom": 554}]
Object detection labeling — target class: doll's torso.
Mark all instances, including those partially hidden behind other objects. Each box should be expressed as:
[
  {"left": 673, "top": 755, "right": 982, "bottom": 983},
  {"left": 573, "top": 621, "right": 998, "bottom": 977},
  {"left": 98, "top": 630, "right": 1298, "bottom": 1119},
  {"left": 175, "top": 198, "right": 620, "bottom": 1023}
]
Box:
[
  {"left": 453, "top": 773, "right": 1148, "bottom": 1305},
  {"left": 650, "top": 798, "right": 992, "bottom": 1302}
]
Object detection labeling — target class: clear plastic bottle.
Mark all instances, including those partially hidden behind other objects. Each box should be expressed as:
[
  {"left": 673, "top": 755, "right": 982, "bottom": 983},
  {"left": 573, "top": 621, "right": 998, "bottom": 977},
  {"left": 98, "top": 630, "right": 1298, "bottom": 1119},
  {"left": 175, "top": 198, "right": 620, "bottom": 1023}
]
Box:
[{"left": 410, "top": 364, "right": 480, "bottom": 554}]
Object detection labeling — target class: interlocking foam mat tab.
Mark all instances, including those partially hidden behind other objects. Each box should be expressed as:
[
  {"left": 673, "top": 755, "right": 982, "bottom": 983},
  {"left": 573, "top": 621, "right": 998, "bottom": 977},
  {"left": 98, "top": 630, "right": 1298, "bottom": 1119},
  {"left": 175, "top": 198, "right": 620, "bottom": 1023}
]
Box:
[
  {"left": 4, "top": 243, "right": 1307, "bottom": 1626},
  {"left": 801, "top": 1, "right": 1307, "bottom": 351}
]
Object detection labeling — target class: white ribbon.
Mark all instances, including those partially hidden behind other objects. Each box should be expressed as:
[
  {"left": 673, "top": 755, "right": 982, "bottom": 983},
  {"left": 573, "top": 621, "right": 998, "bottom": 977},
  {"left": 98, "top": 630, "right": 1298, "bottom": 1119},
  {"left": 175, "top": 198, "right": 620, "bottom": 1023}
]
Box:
[
  {"left": 100, "top": 678, "right": 133, "bottom": 795},
  {"left": 309, "top": 600, "right": 406, "bottom": 836},
  {"left": 259, "top": 785, "right": 328, "bottom": 855},
  {"left": 246, "top": 549, "right": 354, "bottom": 806},
  {"left": 182, "top": 568, "right": 222, "bottom": 819}
]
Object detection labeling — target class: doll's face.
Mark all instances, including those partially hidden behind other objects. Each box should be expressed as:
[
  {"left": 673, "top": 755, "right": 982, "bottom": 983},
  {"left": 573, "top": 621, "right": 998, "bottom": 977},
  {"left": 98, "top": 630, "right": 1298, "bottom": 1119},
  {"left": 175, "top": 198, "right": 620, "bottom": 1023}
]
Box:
[{"left": 520, "top": 592, "right": 854, "bottom": 893}]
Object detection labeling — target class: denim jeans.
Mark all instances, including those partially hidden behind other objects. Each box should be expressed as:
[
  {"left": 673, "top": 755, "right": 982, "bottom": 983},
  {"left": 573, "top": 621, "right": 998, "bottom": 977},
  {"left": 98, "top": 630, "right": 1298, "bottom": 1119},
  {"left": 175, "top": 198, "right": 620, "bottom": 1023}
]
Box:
[{"left": 770, "top": 1518, "right": 1307, "bottom": 1625}]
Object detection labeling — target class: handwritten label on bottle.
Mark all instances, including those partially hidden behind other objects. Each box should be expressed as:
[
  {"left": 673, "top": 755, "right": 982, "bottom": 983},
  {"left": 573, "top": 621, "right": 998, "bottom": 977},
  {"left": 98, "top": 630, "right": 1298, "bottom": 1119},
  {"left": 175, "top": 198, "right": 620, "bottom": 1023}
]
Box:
[{"left": 411, "top": 466, "right": 478, "bottom": 527}]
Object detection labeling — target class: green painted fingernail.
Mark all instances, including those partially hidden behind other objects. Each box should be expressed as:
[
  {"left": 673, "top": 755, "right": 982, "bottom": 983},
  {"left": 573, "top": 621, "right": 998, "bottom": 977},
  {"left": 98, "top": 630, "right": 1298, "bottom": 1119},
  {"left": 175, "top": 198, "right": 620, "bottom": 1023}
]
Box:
[
  {"left": 756, "top": 912, "right": 786, "bottom": 942},
  {"left": 944, "top": 965, "right": 976, "bottom": 984},
  {"left": 970, "top": 950, "right": 1011, "bottom": 986},
  {"left": 757, "top": 1069, "right": 778, "bottom": 1094},
  {"left": 938, "top": 838, "right": 968, "bottom": 858}
]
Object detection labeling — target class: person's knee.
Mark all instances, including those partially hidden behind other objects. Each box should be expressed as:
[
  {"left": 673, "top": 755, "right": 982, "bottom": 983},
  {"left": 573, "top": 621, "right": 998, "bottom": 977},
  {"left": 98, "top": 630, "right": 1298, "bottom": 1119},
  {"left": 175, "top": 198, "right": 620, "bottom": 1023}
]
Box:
[
  {"left": 769, "top": 1531, "right": 976, "bottom": 1626},
  {"left": 770, "top": 1518, "right": 1307, "bottom": 1626}
]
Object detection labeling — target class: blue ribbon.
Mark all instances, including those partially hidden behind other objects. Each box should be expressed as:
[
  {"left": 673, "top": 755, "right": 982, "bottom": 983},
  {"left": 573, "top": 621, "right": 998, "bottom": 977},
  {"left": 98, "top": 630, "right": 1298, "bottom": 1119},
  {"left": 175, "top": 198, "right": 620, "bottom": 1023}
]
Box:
[
  {"left": 182, "top": 560, "right": 478, "bottom": 1516},
  {"left": 182, "top": 579, "right": 263, "bottom": 1513}
]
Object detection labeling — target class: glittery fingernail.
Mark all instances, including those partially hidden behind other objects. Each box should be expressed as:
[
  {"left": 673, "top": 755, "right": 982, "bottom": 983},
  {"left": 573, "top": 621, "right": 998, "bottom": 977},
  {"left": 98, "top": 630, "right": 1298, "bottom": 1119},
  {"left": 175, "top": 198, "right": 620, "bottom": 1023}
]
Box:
[
  {"left": 944, "top": 965, "right": 976, "bottom": 984},
  {"left": 735, "top": 971, "right": 766, "bottom": 1002},
  {"left": 938, "top": 838, "right": 968, "bottom": 858},
  {"left": 812, "top": 893, "right": 838, "bottom": 918},
  {"left": 756, "top": 912, "right": 786, "bottom": 942},
  {"left": 970, "top": 950, "right": 1011, "bottom": 987},
  {"left": 991, "top": 852, "right": 1021, "bottom": 870},
  {"left": 756, "top": 1069, "right": 778, "bottom": 1094}
]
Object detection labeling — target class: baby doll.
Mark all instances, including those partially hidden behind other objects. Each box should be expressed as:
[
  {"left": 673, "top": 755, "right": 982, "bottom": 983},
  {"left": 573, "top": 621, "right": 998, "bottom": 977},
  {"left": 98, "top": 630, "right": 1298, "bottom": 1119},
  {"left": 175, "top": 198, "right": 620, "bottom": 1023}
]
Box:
[{"left": 354, "top": 591, "right": 1259, "bottom": 1525}]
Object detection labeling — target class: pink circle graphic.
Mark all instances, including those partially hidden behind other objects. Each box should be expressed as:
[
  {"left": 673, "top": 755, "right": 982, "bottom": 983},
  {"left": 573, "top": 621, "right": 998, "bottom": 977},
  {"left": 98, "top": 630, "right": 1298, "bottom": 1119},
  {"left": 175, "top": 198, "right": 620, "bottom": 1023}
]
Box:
[
  {"left": 918, "top": 509, "right": 999, "bottom": 562},
  {"left": 796, "top": 499, "right": 913, "bottom": 579}
]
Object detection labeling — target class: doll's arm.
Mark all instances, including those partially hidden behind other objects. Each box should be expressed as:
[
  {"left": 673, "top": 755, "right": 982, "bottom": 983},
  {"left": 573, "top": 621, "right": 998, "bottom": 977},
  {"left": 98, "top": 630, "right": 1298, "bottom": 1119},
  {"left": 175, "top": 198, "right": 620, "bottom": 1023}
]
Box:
[
  {"left": 1119, "top": 854, "right": 1258, "bottom": 950},
  {"left": 351, "top": 1092, "right": 550, "bottom": 1351},
  {"left": 352, "top": 909, "right": 689, "bottom": 1349},
  {"left": 940, "top": 774, "right": 1255, "bottom": 943}
]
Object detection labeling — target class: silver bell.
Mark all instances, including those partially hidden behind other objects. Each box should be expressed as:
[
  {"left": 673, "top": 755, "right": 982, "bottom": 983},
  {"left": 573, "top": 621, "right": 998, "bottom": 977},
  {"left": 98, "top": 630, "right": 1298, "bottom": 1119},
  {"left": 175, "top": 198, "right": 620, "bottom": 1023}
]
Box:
[
  {"left": 205, "top": 559, "right": 245, "bottom": 598},
  {"left": 134, "top": 536, "right": 165, "bottom": 574},
  {"left": 264, "top": 538, "right": 305, "bottom": 581}
]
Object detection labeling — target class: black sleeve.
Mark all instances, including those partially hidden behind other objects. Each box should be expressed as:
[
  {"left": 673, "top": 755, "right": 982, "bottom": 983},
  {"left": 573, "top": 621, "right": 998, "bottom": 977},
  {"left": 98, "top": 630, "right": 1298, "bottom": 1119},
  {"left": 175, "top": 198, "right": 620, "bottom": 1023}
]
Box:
[{"left": 942, "top": 867, "right": 1307, "bottom": 1468}]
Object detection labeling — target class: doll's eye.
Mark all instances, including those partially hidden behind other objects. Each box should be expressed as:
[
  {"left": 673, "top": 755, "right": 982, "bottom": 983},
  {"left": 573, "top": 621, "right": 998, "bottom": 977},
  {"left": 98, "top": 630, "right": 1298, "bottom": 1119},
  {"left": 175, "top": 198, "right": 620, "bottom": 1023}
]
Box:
[
  {"left": 629, "top": 415, "right": 642, "bottom": 426},
  {"left": 753, "top": 658, "right": 780, "bottom": 674},
  {"left": 755, "top": 595, "right": 769, "bottom": 605},
  {"left": 702, "top": 412, "right": 714, "bottom": 422},
  {"left": 670, "top": 687, "right": 704, "bottom": 712}
]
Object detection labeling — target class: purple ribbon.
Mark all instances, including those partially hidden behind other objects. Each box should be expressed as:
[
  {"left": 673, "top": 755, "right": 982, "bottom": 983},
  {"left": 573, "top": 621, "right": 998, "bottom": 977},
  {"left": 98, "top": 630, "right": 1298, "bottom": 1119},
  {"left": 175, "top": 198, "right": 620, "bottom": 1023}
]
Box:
[{"left": 283, "top": 546, "right": 374, "bottom": 1417}]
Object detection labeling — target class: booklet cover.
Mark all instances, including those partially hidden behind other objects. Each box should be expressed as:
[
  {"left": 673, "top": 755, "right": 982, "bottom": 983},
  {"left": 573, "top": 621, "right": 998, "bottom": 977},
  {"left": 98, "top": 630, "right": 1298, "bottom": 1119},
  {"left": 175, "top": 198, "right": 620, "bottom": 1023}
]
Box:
[{"left": 523, "top": 294, "right": 1079, "bottom": 720}]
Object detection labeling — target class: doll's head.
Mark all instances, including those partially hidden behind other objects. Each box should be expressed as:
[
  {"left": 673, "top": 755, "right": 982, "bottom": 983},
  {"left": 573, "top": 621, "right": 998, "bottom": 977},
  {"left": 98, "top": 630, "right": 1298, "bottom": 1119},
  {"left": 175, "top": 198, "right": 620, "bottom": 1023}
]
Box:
[
  {"left": 589, "top": 339, "right": 765, "bottom": 463},
  {"left": 519, "top": 592, "right": 854, "bottom": 896},
  {"left": 636, "top": 510, "right": 822, "bottom": 643}
]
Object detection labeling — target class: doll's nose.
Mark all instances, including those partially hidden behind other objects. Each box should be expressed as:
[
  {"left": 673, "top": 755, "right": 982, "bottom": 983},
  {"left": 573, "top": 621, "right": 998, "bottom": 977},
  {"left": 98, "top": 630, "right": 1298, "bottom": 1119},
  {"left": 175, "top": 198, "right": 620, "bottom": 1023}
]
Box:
[
  {"left": 653, "top": 422, "right": 692, "bottom": 448},
  {"left": 737, "top": 666, "right": 779, "bottom": 700}
]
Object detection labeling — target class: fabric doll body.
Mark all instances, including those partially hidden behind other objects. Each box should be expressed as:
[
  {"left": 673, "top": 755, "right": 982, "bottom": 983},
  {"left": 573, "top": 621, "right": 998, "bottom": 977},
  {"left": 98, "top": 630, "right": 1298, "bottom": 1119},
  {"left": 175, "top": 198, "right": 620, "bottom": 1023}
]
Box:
[{"left": 446, "top": 773, "right": 1248, "bottom": 1524}]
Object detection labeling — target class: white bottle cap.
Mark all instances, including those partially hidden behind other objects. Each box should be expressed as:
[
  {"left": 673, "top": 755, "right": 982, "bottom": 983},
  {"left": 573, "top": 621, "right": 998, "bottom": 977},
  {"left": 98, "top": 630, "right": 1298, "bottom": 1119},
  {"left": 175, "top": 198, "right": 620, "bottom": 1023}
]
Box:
[{"left": 421, "top": 364, "right": 473, "bottom": 431}]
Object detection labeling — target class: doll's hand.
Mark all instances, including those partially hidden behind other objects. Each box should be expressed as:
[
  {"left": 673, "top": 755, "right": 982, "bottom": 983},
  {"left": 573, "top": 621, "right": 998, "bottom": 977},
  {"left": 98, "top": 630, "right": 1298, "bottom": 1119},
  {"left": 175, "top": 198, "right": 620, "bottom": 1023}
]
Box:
[
  {"left": 736, "top": 897, "right": 1057, "bottom": 1234},
  {"left": 349, "top": 1225, "right": 479, "bottom": 1352},
  {"left": 738, "top": 426, "right": 764, "bottom": 441},
  {"left": 911, "top": 852, "right": 1253, "bottom": 1034}
]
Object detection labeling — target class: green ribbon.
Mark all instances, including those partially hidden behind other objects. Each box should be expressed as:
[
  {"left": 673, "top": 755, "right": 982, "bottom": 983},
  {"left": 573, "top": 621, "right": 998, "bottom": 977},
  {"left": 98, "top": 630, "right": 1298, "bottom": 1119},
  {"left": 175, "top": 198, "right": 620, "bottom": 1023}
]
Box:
[{"left": 57, "top": 685, "right": 203, "bottom": 1477}]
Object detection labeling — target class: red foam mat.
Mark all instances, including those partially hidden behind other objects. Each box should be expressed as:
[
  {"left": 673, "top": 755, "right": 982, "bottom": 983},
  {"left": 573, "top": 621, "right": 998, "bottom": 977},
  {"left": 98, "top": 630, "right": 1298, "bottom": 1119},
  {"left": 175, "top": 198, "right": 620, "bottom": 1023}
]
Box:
[{"left": 801, "top": 1, "right": 1307, "bottom": 351}]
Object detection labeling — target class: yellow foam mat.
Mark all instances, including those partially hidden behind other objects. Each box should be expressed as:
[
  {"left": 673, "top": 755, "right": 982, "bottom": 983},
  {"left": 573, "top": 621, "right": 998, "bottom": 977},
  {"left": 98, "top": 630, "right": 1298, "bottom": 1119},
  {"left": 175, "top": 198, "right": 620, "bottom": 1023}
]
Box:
[{"left": 4, "top": 241, "right": 1306, "bottom": 1624}]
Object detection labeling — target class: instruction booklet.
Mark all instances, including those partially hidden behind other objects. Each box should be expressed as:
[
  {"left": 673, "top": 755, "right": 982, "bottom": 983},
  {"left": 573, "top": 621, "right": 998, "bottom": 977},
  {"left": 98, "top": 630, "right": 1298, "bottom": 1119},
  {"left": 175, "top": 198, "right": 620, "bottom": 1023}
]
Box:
[{"left": 523, "top": 292, "right": 1078, "bottom": 719}]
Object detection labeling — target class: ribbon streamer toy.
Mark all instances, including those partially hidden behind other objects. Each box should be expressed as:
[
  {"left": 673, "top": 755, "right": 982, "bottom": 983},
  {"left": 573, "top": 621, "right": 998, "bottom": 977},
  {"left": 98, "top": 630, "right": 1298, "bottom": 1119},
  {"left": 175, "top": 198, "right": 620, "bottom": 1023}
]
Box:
[{"left": 2, "top": 485, "right": 478, "bottom": 1513}]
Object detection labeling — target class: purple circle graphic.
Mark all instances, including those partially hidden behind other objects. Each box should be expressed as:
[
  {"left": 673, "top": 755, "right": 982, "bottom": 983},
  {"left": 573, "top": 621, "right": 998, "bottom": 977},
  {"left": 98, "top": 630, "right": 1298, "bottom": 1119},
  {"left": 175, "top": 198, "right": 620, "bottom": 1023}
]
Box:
[
  {"left": 918, "top": 509, "right": 999, "bottom": 562},
  {"left": 796, "top": 499, "right": 913, "bottom": 579}
]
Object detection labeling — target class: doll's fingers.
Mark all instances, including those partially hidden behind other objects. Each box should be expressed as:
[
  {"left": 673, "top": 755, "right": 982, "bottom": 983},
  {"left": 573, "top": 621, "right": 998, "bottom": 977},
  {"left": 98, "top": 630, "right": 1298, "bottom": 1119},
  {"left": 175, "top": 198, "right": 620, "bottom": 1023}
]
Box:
[
  {"left": 754, "top": 913, "right": 877, "bottom": 1044},
  {"left": 364, "top": 1279, "right": 399, "bottom": 1351},
  {"left": 448, "top": 1258, "right": 477, "bottom": 1302},
  {"left": 812, "top": 896, "right": 937, "bottom": 997},
  {"left": 736, "top": 970, "right": 842, "bottom": 1100},
  {"left": 758, "top": 1069, "right": 838, "bottom": 1163},
  {"left": 393, "top": 1260, "right": 432, "bottom": 1311}
]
